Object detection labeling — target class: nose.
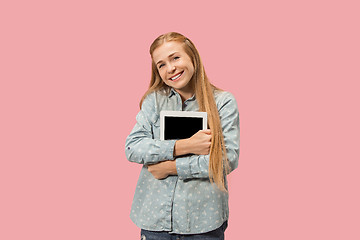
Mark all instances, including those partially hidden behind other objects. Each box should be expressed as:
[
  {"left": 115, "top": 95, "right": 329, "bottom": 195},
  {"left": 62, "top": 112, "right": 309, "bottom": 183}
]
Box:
[{"left": 167, "top": 63, "right": 176, "bottom": 74}]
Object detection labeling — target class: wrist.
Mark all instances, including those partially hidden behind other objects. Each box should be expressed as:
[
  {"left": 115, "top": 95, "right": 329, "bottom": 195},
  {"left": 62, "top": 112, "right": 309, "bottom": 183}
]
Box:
[
  {"left": 169, "top": 161, "right": 178, "bottom": 175},
  {"left": 174, "top": 139, "right": 191, "bottom": 157}
]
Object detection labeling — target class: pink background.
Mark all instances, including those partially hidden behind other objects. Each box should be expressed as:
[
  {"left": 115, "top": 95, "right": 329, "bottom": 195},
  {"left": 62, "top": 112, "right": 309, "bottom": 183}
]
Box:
[{"left": 1, "top": 0, "right": 359, "bottom": 239}]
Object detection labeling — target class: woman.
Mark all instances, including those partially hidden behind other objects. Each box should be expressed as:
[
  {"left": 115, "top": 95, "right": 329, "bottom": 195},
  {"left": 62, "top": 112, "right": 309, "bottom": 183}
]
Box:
[{"left": 125, "top": 32, "right": 240, "bottom": 239}]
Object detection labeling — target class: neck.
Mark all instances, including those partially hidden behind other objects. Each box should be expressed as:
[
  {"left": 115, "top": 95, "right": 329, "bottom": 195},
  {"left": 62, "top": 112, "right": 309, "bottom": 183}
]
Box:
[{"left": 176, "top": 89, "right": 194, "bottom": 102}]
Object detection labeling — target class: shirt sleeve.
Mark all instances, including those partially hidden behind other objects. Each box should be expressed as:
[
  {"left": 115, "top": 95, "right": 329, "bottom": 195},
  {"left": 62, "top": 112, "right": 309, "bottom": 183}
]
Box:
[
  {"left": 125, "top": 93, "right": 177, "bottom": 165},
  {"left": 176, "top": 92, "right": 240, "bottom": 180}
]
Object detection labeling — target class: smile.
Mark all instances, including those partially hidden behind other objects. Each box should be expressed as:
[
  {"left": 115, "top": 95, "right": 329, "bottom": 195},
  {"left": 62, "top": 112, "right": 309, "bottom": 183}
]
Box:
[{"left": 170, "top": 71, "right": 184, "bottom": 81}]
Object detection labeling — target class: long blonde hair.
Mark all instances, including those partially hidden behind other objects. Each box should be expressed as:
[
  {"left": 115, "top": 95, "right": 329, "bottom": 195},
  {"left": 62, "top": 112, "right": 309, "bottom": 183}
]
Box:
[{"left": 140, "top": 32, "right": 229, "bottom": 191}]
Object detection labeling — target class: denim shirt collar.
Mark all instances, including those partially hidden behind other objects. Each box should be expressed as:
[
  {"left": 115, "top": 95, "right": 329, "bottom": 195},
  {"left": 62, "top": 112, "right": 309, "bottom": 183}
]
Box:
[{"left": 169, "top": 88, "right": 196, "bottom": 102}]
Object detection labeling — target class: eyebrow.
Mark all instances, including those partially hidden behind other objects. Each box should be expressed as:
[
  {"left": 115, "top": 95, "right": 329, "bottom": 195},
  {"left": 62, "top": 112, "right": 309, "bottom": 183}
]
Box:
[{"left": 156, "top": 52, "right": 179, "bottom": 65}]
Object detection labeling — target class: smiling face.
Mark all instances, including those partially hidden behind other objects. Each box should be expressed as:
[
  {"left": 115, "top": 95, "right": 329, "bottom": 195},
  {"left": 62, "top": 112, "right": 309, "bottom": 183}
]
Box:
[{"left": 152, "top": 41, "right": 195, "bottom": 100}]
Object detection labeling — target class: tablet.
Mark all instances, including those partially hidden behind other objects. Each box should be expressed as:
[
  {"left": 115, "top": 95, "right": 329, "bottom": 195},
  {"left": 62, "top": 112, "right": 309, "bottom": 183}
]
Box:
[{"left": 160, "top": 111, "right": 208, "bottom": 140}]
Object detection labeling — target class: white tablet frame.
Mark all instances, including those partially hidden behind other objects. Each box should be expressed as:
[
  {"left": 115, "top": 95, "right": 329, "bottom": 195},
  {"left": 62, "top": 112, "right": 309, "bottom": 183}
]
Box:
[{"left": 160, "top": 111, "right": 208, "bottom": 140}]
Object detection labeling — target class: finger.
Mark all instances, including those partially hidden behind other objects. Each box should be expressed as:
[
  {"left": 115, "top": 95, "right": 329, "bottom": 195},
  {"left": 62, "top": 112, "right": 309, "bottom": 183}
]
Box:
[{"left": 200, "top": 129, "right": 211, "bottom": 134}]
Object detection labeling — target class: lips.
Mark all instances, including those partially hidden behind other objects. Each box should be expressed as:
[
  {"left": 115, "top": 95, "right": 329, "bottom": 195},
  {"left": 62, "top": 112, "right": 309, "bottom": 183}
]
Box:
[{"left": 169, "top": 71, "right": 184, "bottom": 81}]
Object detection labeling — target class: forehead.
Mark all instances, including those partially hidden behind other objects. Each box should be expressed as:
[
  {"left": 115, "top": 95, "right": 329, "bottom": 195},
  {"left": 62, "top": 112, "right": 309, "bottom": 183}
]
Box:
[{"left": 152, "top": 41, "right": 186, "bottom": 63}]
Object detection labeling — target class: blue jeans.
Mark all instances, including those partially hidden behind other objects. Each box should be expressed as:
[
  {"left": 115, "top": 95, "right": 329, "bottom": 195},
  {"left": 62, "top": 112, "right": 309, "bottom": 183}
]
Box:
[{"left": 140, "top": 221, "right": 228, "bottom": 240}]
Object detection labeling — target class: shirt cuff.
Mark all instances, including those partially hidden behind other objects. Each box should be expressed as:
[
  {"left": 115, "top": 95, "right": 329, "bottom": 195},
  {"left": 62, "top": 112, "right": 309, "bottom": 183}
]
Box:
[
  {"left": 161, "top": 140, "right": 177, "bottom": 161},
  {"left": 176, "top": 157, "right": 193, "bottom": 179}
]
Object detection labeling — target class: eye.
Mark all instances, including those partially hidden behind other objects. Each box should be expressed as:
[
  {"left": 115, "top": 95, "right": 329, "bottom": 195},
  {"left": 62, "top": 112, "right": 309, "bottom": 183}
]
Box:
[
  {"left": 158, "top": 63, "right": 165, "bottom": 69},
  {"left": 174, "top": 56, "right": 180, "bottom": 60}
]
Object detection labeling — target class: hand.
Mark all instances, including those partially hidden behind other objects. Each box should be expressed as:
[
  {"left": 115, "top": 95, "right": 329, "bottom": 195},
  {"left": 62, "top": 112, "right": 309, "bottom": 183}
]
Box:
[
  {"left": 173, "top": 129, "right": 212, "bottom": 157},
  {"left": 147, "top": 160, "right": 177, "bottom": 180},
  {"left": 187, "top": 129, "right": 212, "bottom": 155}
]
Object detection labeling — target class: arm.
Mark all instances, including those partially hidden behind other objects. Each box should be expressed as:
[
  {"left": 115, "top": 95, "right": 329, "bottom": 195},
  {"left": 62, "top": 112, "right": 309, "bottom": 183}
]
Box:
[
  {"left": 125, "top": 93, "right": 177, "bottom": 165},
  {"left": 176, "top": 92, "right": 240, "bottom": 180},
  {"left": 147, "top": 129, "right": 212, "bottom": 179}
]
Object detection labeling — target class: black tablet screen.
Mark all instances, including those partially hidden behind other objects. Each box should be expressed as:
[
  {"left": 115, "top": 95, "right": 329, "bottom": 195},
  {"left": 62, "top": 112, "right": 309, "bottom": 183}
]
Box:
[{"left": 164, "top": 116, "right": 203, "bottom": 140}]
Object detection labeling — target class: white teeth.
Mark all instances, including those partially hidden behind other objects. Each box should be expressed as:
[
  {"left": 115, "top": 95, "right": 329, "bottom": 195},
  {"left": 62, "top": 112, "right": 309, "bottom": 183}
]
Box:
[{"left": 171, "top": 72, "right": 182, "bottom": 80}]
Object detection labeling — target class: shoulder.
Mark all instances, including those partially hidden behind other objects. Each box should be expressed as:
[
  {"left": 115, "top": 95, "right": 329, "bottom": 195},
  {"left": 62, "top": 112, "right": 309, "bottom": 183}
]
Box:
[
  {"left": 213, "top": 90, "right": 239, "bottom": 124},
  {"left": 213, "top": 89, "right": 238, "bottom": 110},
  {"left": 140, "top": 90, "right": 170, "bottom": 124},
  {"left": 141, "top": 90, "right": 168, "bottom": 110},
  {"left": 141, "top": 91, "right": 156, "bottom": 110}
]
